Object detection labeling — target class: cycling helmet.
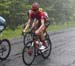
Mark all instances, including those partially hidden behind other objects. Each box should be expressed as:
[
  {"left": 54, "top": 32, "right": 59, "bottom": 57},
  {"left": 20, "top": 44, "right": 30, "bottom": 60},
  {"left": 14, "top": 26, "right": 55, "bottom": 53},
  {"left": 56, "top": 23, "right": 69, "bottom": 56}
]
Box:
[
  {"left": 0, "top": 16, "right": 6, "bottom": 32},
  {"left": 32, "top": 2, "right": 39, "bottom": 11},
  {"left": 0, "top": 16, "right": 6, "bottom": 24}
]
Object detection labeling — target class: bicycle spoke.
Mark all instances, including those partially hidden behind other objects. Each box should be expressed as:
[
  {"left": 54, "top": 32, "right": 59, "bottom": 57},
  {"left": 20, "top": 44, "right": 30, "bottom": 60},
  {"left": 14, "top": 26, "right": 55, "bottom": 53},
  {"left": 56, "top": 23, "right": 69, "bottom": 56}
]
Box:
[
  {"left": 22, "top": 41, "right": 35, "bottom": 65},
  {"left": 41, "top": 34, "right": 52, "bottom": 59},
  {"left": 0, "top": 39, "right": 11, "bottom": 60},
  {"left": 0, "top": 42, "right": 9, "bottom": 58}
]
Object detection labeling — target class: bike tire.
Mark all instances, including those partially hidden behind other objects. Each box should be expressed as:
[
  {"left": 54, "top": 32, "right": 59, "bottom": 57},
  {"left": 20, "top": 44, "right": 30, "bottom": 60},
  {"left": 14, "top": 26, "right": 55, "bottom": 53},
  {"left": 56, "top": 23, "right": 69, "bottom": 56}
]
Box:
[
  {"left": 0, "top": 39, "right": 11, "bottom": 60},
  {"left": 22, "top": 41, "right": 35, "bottom": 66},
  {"left": 41, "top": 33, "right": 52, "bottom": 59},
  {"left": 23, "top": 32, "right": 33, "bottom": 45}
]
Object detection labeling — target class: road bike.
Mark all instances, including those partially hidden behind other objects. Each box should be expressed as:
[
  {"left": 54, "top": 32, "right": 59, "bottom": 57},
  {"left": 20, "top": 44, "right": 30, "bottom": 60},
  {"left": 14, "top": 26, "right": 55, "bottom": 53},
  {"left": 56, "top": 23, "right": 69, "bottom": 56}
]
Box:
[
  {"left": 22, "top": 28, "right": 52, "bottom": 66},
  {"left": 0, "top": 26, "right": 11, "bottom": 61}
]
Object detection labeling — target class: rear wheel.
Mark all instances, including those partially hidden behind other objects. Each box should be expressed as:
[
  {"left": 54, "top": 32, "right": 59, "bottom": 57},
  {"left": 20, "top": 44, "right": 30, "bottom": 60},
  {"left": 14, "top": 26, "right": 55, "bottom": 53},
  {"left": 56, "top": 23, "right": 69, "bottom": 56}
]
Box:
[
  {"left": 22, "top": 41, "right": 35, "bottom": 65},
  {"left": 41, "top": 33, "right": 52, "bottom": 59},
  {"left": 0, "top": 39, "right": 11, "bottom": 60}
]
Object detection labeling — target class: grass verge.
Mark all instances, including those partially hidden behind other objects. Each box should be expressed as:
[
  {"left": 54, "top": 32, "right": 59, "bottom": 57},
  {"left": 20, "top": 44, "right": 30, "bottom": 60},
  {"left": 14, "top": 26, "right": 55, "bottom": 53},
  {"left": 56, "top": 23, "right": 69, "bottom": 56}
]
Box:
[{"left": 1, "top": 22, "right": 75, "bottom": 39}]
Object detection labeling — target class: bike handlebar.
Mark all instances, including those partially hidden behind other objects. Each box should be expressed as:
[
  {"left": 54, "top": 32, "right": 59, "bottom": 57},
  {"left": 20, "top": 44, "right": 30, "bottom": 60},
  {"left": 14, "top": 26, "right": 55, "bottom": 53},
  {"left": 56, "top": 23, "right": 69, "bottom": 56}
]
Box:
[{"left": 22, "top": 27, "right": 35, "bottom": 36}]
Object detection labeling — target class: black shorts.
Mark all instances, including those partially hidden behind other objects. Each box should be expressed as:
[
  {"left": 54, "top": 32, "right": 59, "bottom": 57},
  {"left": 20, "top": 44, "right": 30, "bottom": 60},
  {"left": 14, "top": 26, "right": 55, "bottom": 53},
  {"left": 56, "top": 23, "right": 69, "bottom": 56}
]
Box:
[{"left": 45, "top": 21, "right": 50, "bottom": 28}]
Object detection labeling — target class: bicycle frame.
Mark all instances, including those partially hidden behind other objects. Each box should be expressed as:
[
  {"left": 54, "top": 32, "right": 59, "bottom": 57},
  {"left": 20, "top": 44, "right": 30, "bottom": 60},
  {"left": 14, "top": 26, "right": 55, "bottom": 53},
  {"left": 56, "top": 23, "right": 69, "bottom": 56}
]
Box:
[
  {"left": 22, "top": 28, "right": 52, "bottom": 66},
  {"left": 30, "top": 30, "right": 40, "bottom": 47},
  {"left": 30, "top": 30, "right": 48, "bottom": 55}
]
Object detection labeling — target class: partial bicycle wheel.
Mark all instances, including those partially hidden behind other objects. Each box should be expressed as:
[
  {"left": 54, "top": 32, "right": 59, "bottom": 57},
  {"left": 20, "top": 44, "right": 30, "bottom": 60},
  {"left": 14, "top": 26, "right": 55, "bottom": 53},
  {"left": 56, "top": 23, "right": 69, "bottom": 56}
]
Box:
[
  {"left": 41, "top": 33, "right": 52, "bottom": 59},
  {"left": 0, "top": 39, "right": 11, "bottom": 60},
  {"left": 22, "top": 41, "right": 35, "bottom": 66},
  {"left": 23, "top": 32, "right": 33, "bottom": 45}
]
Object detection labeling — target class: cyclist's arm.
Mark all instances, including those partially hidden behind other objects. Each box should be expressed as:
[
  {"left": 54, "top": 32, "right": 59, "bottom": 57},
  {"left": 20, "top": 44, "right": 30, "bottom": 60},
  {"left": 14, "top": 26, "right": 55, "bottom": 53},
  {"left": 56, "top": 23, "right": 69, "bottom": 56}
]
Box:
[
  {"left": 44, "top": 12, "right": 49, "bottom": 21},
  {"left": 38, "top": 19, "right": 45, "bottom": 31},
  {"left": 23, "top": 18, "right": 31, "bottom": 32}
]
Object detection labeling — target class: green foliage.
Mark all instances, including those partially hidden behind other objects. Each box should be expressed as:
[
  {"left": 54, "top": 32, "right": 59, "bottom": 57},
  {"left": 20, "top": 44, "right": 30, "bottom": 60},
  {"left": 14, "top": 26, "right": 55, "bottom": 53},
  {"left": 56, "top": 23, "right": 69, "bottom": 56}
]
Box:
[
  {"left": 27, "top": 0, "right": 75, "bottom": 24},
  {"left": 0, "top": 0, "right": 31, "bottom": 30},
  {"left": 46, "top": 0, "right": 74, "bottom": 23},
  {"left": 0, "top": 0, "right": 11, "bottom": 15},
  {"left": 2, "top": 25, "right": 22, "bottom": 39},
  {"left": 0, "top": 0, "right": 75, "bottom": 30}
]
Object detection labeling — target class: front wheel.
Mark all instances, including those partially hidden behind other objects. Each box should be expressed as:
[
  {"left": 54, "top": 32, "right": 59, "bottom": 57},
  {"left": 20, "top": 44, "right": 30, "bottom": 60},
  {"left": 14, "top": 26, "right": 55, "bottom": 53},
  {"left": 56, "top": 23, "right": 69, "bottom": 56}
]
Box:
[
  {"left": 41, "top": 33, "right": 52, "bottom": 59},
  {"left": 0, "top": 39, "right": 11, "bottom": 60},
  {"left": 23, "top": 32, "right": 33, "bottom": 45},
  {"left": 22, "top": 41, "right": 35, "bottom": 66}
]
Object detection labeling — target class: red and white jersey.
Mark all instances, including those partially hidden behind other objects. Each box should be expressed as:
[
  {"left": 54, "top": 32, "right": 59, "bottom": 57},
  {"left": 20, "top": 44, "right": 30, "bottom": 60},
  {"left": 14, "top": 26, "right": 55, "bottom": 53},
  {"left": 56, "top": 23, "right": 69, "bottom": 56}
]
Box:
[{"left": 29, "top": 10, "right": 46, "bottom": 21}]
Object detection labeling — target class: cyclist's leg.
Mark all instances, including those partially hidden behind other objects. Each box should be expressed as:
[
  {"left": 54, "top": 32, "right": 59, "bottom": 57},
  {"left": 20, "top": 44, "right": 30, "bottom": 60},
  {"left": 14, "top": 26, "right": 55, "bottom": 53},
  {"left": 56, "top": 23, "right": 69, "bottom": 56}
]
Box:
[
  {"left": 35, "top": 25, "right": 46, "bottom": 48},
  {"left": 40, "top": 25, "right": 46, "bottom": 46}
]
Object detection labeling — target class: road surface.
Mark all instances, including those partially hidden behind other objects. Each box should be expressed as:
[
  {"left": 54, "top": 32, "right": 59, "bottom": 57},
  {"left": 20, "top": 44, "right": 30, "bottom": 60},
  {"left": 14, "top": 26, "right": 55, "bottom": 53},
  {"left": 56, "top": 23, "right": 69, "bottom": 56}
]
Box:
[{"left": 0, "top": 28, "right": 75, "bottom": 66}]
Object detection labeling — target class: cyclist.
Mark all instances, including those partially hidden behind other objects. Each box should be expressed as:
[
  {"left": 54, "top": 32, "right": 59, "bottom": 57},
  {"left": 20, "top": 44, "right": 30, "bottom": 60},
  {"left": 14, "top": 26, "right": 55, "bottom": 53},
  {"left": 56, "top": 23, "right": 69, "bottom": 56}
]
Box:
[
  {"left": 0, "top": 16, "right": 6, "bottom": 32},
  {"left": 27, "top": 8, "right": 49, "bottom": 28},
  {"left": 27, "top": 8, "right": 49, "bottom": 21},
  {"left": 23, "top": 2, "right": 48, "bottom": 50},
  {"left": 27, "top": 10, "right": 32, "bottom": 17}
]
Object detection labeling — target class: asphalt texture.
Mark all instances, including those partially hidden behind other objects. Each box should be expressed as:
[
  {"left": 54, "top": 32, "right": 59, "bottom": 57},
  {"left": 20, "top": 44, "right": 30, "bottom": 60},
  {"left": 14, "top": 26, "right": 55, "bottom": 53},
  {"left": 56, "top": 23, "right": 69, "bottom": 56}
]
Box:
[{"left": 0, "top": 28, "right": 75, "bottom": 66}]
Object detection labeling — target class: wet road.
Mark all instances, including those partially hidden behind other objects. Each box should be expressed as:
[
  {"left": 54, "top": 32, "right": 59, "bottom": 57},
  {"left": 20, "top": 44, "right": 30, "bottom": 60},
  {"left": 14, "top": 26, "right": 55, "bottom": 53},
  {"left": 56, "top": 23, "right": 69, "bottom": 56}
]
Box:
[{"left": 0, "top": 28, "right": 75, "bottom": 66}]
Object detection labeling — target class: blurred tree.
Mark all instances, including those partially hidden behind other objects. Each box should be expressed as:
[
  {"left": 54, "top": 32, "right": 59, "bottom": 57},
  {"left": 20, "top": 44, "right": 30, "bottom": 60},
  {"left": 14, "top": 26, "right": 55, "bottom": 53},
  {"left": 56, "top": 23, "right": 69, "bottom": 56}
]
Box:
[{"left": 0, "top": 0, "right": 75, "bottom": 29}]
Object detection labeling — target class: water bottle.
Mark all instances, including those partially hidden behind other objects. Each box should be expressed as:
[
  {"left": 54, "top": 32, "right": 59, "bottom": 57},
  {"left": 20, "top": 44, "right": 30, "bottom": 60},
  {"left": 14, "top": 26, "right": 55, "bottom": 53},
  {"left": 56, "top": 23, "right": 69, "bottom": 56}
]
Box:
[{"left": 39, "top": 41, "right": 42, "bottom": 48}]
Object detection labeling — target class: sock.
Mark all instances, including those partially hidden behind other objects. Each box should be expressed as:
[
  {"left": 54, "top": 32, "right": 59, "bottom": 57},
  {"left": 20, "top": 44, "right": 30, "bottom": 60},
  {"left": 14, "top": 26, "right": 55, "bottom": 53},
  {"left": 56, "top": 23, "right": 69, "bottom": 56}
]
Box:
[{"left": 41, "top": 40, "right": 46, "bottom": 46}]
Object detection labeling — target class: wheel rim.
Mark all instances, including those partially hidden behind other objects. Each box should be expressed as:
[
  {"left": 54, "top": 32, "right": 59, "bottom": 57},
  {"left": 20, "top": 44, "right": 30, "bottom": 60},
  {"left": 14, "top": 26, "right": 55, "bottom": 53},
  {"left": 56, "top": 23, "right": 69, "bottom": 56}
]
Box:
[
  {"left": 42, "top": 39, "right": 51, "bottom": 57},
  {"left": 0, "top": 41, "right": 10, "bottom": 59},
  {"left": 41, "top": 33, "right": 52, "bottom": 59},
  {"left": 23, "top": 41, "right": 35, "bottom": 65}
]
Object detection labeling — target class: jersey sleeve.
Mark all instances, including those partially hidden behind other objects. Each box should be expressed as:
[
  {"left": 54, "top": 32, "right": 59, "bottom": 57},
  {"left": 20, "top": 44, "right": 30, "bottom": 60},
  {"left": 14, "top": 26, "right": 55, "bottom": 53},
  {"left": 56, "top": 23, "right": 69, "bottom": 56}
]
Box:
[
  {"left": 40, "top": 12, "right": 46, "bottom": 19},
  {"left": 29, "top": 11, "right": 35, "bottom": 20},
  {"left": 29, "top": 13, "right": 32, "bottom": 19},
  {"left": 44, "top": 12, "right": 48, "bottom": 17}
]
